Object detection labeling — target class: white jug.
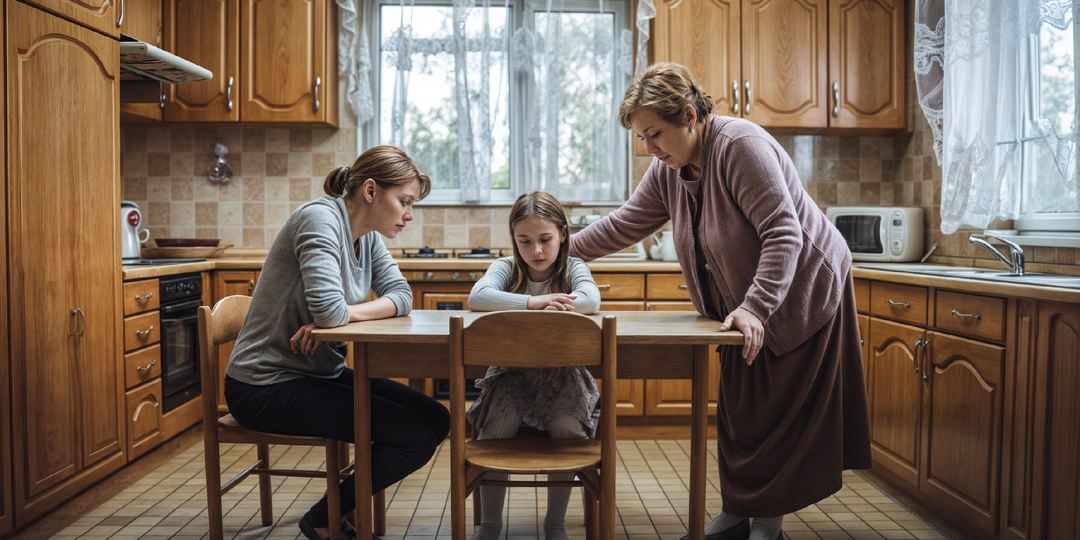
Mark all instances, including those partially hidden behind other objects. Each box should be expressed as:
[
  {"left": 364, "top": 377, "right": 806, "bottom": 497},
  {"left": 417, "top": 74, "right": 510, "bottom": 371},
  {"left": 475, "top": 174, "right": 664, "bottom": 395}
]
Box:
[
  {"left": 121, "top": 201, "right": 150, "bottom": 259},
  {"left": 649, "top": 231, "right": 677, "bottom": 261}
]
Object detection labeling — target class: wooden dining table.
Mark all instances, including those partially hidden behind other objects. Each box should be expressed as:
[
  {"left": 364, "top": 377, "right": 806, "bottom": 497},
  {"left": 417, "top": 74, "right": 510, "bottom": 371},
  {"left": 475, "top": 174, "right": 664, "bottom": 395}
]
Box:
[{"left": 311, "top": 310, "right": 743, "bottom": 540}]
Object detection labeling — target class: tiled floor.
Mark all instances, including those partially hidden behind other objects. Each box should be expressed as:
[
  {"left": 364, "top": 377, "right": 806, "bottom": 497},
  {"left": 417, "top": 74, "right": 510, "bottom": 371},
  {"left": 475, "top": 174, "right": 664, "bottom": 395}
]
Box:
[{"left": 50, "top": 440, "right": 950, "bottom": 540}]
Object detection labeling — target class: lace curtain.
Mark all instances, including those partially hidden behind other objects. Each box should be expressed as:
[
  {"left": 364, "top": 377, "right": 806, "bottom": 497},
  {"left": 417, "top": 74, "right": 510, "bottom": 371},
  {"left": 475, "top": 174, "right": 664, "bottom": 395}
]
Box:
[{"left": 914, "top": 0, "right": 1077, "bottom": 234}]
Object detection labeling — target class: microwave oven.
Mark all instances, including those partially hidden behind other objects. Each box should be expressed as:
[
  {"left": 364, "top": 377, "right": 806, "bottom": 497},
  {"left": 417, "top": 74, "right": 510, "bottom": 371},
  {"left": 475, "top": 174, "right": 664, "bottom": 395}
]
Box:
[{"left": 825, "top": 206, "right": 924, "bottom": 262}]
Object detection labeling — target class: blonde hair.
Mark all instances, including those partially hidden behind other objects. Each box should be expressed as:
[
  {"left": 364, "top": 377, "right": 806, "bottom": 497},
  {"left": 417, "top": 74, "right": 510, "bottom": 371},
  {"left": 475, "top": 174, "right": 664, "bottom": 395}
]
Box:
[
  {"left": 506, "top": 191, "right": 572, "bottom": 295},
  {"left": 618, "top": 62, "right": 715, "bottom": 130},
  {"left": 323, "top": 145, "right": 432, "bottom": 201}
]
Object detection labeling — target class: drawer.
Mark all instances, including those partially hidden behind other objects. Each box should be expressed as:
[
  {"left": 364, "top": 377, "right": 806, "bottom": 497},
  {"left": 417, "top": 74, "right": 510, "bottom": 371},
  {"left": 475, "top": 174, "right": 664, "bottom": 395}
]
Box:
[
  {"left": 854, "top": 279, "right": 870, "bottom": 314},
  {"left": 592, "top": 273, "right": 645, "bottom": 299},
  {"left": 646, "top": 301, "right": 696, "bottom": 311},
  {"left": 123, "top": 279, "right": 159, "bottom": 316},
  {"left": 934, "top": 290, "right": 1006, "bottom": 342},
  {"left": 125, "top": 344, "right": 161, "bottom": 389},
  {"left": 870, "top": 282, "right": 928, "bottom": 326},
  {"left": 126, "top": 379, "right": 162, "bottom": 461},
  {"left": 124, "top": 311, "right": 161, "bottom": 352},
  {"left": 647, "top": 274, "right": 691, "bottom": 300}
]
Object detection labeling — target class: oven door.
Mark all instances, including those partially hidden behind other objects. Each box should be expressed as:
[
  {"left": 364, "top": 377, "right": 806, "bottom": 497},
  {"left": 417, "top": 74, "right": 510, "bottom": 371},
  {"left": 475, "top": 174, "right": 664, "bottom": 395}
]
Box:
[{"left": 160, "top": 299, "right": 203, "bottom": 412}]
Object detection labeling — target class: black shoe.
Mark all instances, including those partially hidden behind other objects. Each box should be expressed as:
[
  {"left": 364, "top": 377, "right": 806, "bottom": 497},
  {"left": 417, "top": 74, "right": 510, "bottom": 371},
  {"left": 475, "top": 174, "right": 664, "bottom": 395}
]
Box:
[{"left": 679, "top": 519, "right": 751, "bottom": 540}]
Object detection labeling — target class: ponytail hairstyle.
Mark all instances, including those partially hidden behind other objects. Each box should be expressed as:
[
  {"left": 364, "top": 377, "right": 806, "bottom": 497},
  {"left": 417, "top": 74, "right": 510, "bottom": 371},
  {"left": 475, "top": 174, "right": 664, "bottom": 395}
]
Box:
[
  {"left": 323, "top": 145, "right": 432, "bottom": 202},
  {"left": 618, "top": 62, "right": 715, "bottom": 130},
  {"left": 506, "top": 191, "right": 572, "bottom": 295}
]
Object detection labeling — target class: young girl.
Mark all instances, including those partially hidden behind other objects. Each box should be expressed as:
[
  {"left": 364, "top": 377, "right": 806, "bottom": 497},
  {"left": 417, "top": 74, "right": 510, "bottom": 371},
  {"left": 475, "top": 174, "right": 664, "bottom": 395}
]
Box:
[{"left": 466, "top": 191, "right": 602, "bottom": 540}]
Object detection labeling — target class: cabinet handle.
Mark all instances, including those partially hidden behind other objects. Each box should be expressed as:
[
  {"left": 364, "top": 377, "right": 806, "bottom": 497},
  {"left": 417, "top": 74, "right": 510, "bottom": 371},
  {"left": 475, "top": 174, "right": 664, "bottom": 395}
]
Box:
[
  {"left": 951, "top": 308, "right": 982, "bottom": 320},
  {"left": 744, "top": 80, "right": 752, "bottom": 115},
  {"left": 597, "top": 284, "right": 612, "bottom": 290},
  {"left": 678, "top": 285, "right": 688, "bottom": 290},
  {"left": 159, "top": 85, "right": 166, "bottom": 110},
  {"left": 920, "top": 337, "right": 929, "bottom": 381},
  {"left": 136, "top": 359, "right": 157, "bottom": 372},
  {"left": 832, "top": 81, "right": 839, "bottom": 117},
  {"left": 451, "top": 272, "right": 460, "bottom": 280},
  {"left": 913, "top": 336, "right": 922, "bottom": 374},
  {"left": 227, "top": 76, "right": 234, "bottom": 112},
  {"left": 69, "top": 309, "right": 78, "bottom": 337},
  {"left": 136, "top": 326, "right": 154, "bottom": 337},
  {"left": 732, "top": 80, "right": 740, "bottom": 114},
  {"left": 135, "top": 292, "right": 154, "bottom": 301},
  {"left": 314, "top": 77, "right": 321, "bottom": 112},
  {"left": 248, "top": 279, "right": 254, "bottom": 293},
  {"left": 116, "top": 0, "right": 124, "bottom": 27},
  {"left": 885, "top": 298, "right": 910, "bottom": 308},
  {"left": 76, "top": 308, "right": 85, "bottom": 337},
  {"left": 469, "top": 272, "right": 477, "bottom": 280}
]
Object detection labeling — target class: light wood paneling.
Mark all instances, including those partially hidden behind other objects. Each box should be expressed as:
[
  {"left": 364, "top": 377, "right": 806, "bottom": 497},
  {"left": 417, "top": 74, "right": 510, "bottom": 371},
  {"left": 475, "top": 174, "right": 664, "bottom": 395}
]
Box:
[
  {"left": 21, "top": 0, "right": 119, "bottom": 38},
  {"left": 590, "top": 273, "right": 645, "bottom": 300},
  {"left": 163, "top": 0, "right": 240, "bottom": 122},
  {"left": 651, "top": 0, "right": 740, "bottom": 117},
  {"left": 870, "top": 281, "right": 928, "bottom": 327},
  {"left": 827, "top": 0, "right": 905, "bottom": 129},
  {"left": 868, "top": 317, "right": 923, "bottom": 489},
  {"left": 123, "top": 279, "right": 160, "bottom": 316},
  {"left": 125, "top": 380, "right": 163, "bottom": 461},
  {"left": 933, "top": 290, "right": 1005, "bottom": 343},
  {"left": 125, "top": 345, "right": 162, "bottom": 389},
  {"left": 124, "top": 311, "right": 161, "bottom": 352}
]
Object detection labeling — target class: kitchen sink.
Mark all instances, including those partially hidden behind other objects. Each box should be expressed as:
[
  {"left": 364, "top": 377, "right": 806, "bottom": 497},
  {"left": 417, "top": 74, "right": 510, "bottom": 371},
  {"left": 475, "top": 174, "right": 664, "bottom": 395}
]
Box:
[{"left": 854, "top": 263, "right": 1080, "bottom": 290}]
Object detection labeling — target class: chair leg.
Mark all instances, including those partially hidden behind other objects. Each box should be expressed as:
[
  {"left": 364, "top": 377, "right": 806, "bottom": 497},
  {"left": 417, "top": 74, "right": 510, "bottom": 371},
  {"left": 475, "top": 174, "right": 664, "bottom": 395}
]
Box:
[
  {"left": 373, "top": 489, "right": 386, "bottom": 536},
  {"left": 472, "top": 486, "right": 482, "bottom": 525},
  {"left": 256, "top": 444, "right": 274, "bottom": 527},
  {"left": 326, "top": 440, "right": 342, "bottom": 540},
  {"left": 204, "top": 433, "right": 225, "bottom": 540},
  {"left": 583, "top": 491, "right": 598, "bottom": 540}
]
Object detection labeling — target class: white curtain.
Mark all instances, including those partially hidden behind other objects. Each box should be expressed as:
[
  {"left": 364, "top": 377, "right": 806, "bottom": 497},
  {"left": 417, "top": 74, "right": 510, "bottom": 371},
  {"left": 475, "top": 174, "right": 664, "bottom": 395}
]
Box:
[{"left": 915, "top": 0, "right": 1077, "bottom": 234}]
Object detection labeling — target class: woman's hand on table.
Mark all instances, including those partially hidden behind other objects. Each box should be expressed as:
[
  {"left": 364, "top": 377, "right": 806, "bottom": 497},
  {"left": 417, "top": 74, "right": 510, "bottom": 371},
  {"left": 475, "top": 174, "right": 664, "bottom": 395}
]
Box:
[
  {"left": 527, "top": 293, "right": 577, "bottom": 311},
  {"left": 720, "top": 307, "right": 764, "bottom": 364},
  {"left": 290, "top": 323, "right": 321, "bottom": 355}
]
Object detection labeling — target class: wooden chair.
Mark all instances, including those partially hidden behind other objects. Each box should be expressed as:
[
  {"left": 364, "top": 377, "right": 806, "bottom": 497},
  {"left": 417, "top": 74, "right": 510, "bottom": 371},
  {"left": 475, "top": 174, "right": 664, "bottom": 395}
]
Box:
[
  {"left": 198, "top": 295, "right": 386, "bottom": 540},
  {"left": 449, "top": 311, "right": 617, "bottom": 540}
]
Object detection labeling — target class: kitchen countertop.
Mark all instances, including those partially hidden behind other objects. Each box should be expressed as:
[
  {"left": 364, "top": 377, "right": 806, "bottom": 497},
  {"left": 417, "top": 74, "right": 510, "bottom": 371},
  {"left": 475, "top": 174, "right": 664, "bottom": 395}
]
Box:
[{"left": 852, "top": 265, "right": 1080, "bottom": 304}]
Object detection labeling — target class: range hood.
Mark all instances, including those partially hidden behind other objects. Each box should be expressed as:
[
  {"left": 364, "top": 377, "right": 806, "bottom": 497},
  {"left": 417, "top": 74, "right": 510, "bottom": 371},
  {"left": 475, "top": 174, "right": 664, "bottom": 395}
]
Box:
[{"left": 119, "top": 34, "right": 213, "bottom": 103}]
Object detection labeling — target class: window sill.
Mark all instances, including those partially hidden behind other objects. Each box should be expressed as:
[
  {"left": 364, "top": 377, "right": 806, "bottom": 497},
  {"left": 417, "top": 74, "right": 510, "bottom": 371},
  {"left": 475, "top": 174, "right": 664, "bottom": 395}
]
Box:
[{"left": 984, "top": 230, "right": 1080, "bottom": 248}]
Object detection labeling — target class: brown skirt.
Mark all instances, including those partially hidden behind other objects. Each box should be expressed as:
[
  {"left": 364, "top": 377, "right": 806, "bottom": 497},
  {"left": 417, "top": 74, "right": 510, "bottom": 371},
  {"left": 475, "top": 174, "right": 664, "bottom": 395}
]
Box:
[{"left": 715, "top": 272, "right": 871, "bottom": 517}]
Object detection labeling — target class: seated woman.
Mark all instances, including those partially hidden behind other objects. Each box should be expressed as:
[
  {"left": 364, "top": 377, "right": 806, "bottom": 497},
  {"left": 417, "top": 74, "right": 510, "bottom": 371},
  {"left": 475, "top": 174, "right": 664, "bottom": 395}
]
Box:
[{"left": 223, "top": 145, "right": 450, "bottom": 540}]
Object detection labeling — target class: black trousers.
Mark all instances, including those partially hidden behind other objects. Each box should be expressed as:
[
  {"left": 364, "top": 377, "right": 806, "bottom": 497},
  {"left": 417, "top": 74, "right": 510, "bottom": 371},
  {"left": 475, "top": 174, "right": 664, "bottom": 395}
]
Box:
[{"left": 224, "top": 369, "right": 450, "bottom": 527}]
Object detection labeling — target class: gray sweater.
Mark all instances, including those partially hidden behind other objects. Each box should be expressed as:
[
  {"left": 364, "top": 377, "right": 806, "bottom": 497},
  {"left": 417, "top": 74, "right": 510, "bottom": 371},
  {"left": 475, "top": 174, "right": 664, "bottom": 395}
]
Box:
[
  {"left": 468, "top": 257, "right": 601, "bottom": 314},
  {"left": 226, "top": 196, "right": 412, "bottom": 385}
]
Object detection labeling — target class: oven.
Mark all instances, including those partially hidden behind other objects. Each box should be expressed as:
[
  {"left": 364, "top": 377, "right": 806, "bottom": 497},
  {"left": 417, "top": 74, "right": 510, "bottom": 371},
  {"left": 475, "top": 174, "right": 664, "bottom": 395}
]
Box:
[{"left": 159, "top": 274, "right": 204, "bottom": 412}]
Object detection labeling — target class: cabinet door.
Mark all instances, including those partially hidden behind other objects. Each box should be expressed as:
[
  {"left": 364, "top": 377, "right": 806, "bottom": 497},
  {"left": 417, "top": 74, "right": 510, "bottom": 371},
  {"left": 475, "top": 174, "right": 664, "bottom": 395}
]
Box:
[
  {"left": 1029, "top": 302, "right": 1080, "bottom": 540},
  {"left": 0, "top": 38, "right": 10, "bottom": 534},
  {"left": 1002, "top": 300, "right": 1036, "bottom": 540},
  {"left": 163, "top": 0, "right": 240, "bottom": 122},
  {"left": 213, "top": 271, "right": 257, "bottom": 411},
  {"left": 651, "top": 0, "right": 740, "bottom": 119},
  {"left": 120, "top": 0, "right": 164, "bottom": 122},
  {"left": 867, "top": 317, "right": 924, "bottom": 488},
  {"left": 922, "top": 332, "right": 1004, "bottom": 536},
  {"left": 7, "top": 1, "right": 120, "bottom": 499},
  {"left": 827, "top": 0, "right": 904, "bottom": 129},
  {"left": 597, "top": 302, "right": 646, "bottom": 416},
  {"left": 22, "top": 0, "right": 120, "bottom": 38},
  {"left": 241, "top": 0, "right": 335, "bottom": 124},
  {"left": 857, "top": 314, "right": 870, "bottom": 393},
  {"left": 643, "top": 302, "right": 720, "bottom": 416},
  {"left": 741, "top": 0, "right": 828, "bottom": 128},
  {"left": 126, "top": 380, "right": 163, "bottom": 461}
]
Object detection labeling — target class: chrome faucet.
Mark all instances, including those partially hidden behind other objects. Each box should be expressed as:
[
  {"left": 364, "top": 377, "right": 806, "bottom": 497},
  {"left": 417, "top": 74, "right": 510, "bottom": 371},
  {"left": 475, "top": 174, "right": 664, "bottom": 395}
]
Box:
[{"left": 969, "top": 234, "right": 1025, "bottom": 275}]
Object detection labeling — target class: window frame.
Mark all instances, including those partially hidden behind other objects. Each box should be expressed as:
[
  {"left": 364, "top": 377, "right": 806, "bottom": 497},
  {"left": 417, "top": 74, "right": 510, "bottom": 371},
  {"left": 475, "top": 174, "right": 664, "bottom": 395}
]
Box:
[{"left": 364, "top": 0, "right": 631, "bottom": 206}]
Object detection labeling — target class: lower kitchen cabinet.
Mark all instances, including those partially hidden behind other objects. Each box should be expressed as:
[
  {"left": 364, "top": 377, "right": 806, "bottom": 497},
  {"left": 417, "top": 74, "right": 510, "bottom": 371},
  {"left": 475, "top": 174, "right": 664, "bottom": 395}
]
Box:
[
  {"left": 126, "top": 380, "right": 163, "bottom": 461},
  {"left": 597, "top": 301, "right": 646, "bottom": 416},
  {"left": 868, "top": 317, "right": 924, "bottom": 489},
  {"left": 643, "top": 301, "right": 720, "bottom": 416},
  {"left": 212, "top": 271, "right": 260, "bottom": 412}
]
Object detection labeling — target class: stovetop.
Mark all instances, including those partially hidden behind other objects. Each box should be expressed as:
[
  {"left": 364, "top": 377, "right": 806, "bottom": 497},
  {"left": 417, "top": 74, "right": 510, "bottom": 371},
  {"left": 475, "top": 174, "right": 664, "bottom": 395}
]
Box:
[{"left": 122, "top": 258, "right": 208, "bottom": 266}]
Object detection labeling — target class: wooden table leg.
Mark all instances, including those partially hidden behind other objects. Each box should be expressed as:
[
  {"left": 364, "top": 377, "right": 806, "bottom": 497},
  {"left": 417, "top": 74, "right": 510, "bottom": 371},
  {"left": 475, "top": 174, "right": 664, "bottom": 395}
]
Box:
[
  {"left": 354, "top": 343, "right": 373, "bottom": 539},
  {"left": 690, "top": 344, "right": 709, "bottom": 540}
]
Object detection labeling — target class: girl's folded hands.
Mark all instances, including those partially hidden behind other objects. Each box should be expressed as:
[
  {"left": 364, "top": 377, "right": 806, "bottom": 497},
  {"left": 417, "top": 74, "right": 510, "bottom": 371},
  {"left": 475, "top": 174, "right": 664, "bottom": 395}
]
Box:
[{"left": 527, "top": 293, "right": 577, "bottom": 311}]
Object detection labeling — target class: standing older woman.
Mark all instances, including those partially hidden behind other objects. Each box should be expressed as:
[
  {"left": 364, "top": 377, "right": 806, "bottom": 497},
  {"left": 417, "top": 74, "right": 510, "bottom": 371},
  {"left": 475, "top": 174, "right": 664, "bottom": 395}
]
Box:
[
  {"left": 570, "top": 63, "right": 871, "bottom": 540},
  {"left": 224, "top": 145, "right": 450, "bottom": 540}
]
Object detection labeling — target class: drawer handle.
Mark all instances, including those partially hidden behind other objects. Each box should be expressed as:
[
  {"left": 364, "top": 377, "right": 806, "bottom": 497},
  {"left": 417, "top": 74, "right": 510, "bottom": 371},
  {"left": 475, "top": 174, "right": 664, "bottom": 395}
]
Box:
[
  {"left": 135, "top": 292, "right": 153, "bottom": 301},
  {"left": 885, "top": 299, "right": 910, "bottom": 308},
  {"left": 136, "top": 359, "right": 157, "bottom": 372},
  {"left": 136, "top": 326, "right": 154, "bottom": 337},
  {"left": 678, "top": 285, "right": 688, "bottom": 290},
  {"left": 951, "top": 309, "right": 982, "bottom": 320},
  {"left": 597, "top": 284, "right": 611, "bottom": 290}
]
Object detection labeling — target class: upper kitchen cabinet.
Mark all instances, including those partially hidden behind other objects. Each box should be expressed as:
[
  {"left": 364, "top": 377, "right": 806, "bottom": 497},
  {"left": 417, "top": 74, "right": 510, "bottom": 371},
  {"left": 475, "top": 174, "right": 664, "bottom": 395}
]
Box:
[
  {"left": 119, "top": 0, "right": 165, "bottom": 123},
  {"left": 241, "top": 0, "right": 337, "bottom": 124},
  {"left": 162, "top": 0, "right": 338, "bottom": 126},
  {"left": 163, "top": 0, "right": 240, "bottom": 122},
  {"left": 22, "top": 0, "right": 120, "bottom": 38},
  {"left": 6, "top": 0, "right": 126, "bottom": 525},
  {"left": 827, "top": 0, "right": 905, "bottom": 130},
  {"left": 647, "top": 0, "right": 903, "bottom": 139}
]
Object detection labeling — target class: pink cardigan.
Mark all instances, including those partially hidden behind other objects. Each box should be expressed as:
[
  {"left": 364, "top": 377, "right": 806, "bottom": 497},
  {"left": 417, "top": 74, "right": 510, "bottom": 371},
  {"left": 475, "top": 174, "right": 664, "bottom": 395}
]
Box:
[{"left": 570, "top": 116, "right": 851, "bottom": 356}]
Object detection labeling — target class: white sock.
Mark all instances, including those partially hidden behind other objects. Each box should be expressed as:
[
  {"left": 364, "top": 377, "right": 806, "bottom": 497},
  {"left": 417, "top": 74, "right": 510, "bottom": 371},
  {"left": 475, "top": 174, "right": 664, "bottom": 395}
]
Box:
[
  {"left": 543, "top": 417, "right": 587, "bottom": 540},
  {"left": 471, "top": 408, "right": 522, "bottom": 540},
  {"left": 748, "top": 516, "right": 783, "bottom": 540},
  {"left": 702, "top": 512, "right": 748, "bottom": 536}
]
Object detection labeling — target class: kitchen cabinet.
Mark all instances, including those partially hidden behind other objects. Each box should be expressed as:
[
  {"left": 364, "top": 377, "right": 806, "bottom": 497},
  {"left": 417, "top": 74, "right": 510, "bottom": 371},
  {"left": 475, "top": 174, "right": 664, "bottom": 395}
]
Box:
[
  {"left": 120, "top": 278, "right": 164, "bottom": 461},
  {"left": 22, "top": 0, "right": 120, "bottom": 39},
  {"left": 643, "top": 301, "right": 720, "bottom": 417},
  {"left": 162, "top": 0, "right": 337, "bottom": 125},
  {"left": 212, "top": 270, "right": 260, "bottom": 411},
  {"left": 867, "top": 316, "right": 924, "bottom": 489},
  {"left": 6, "top": 0, "right": 126, "bottom": 525},
  {"left": 0, "top": 17, "right": 10, "bottom": 534},
  {"left": 119, "top": 0, "right": 165, "bottom": 123},
  {"left": 125, "top": 379, "right": 163, "bottom": 461},
  {"left": 645, "top": 0, "right": 903, "bottom": 150}
]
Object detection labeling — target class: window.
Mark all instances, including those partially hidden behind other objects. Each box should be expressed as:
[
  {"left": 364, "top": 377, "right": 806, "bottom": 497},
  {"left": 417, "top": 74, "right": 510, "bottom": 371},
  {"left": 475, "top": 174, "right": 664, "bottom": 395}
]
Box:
[
  {"left": 372, "top": 0, "right": 630, "bottom": 204},
  {"left": 1015, "top": 21, "right": 1079, "bottom": 234}
]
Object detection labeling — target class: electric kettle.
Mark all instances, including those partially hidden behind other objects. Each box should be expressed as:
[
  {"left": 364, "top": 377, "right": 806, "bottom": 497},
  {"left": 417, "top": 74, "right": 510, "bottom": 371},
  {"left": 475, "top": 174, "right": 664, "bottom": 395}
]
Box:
[{"left": 121, "top": 201, "right": 150, "bottom": 258}]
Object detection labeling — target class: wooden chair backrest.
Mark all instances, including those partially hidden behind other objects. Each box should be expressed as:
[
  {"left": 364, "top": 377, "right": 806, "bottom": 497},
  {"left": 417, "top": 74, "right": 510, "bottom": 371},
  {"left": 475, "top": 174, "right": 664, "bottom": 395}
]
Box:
[
  {"left": 198, "top": 295, "right": 253, "bottom": 421},
  {"left": 462, "top": 311, "right": 602, "bottom": 368}
]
